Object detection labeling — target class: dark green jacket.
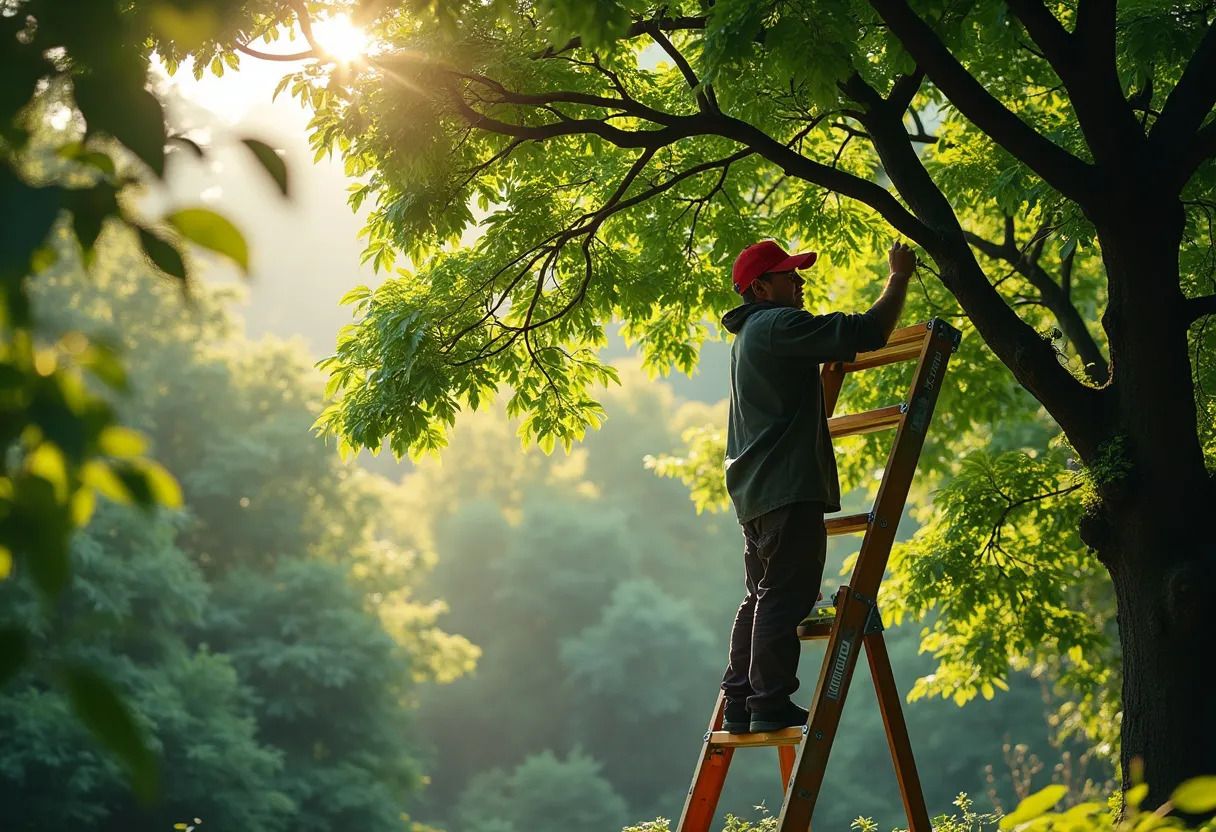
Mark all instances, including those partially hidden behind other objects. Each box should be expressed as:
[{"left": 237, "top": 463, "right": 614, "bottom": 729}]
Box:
[{"left": 722, "top": 302, "right": 886, "bottom": 522}]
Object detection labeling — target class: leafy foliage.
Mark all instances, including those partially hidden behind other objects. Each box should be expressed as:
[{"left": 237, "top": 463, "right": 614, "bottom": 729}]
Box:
[
  {"left": 1, "top": 0, "right": 293, "bottom": 785},
  {"left": 0, "top": 247, "right": 474, "bottom": 830}
]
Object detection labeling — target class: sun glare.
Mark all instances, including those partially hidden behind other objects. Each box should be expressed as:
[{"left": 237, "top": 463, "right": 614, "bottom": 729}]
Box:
[{"left": 312, "top": 14, "right": 369, "bottom": 65}]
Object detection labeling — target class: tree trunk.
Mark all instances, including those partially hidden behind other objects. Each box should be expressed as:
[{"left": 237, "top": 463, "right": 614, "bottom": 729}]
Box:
[
  {"left": 1100, "top": 493, "right": 1216, "bottom": 807},
  {"left": 1083, "top": 195, "right": 1216, "bottom": 805}
]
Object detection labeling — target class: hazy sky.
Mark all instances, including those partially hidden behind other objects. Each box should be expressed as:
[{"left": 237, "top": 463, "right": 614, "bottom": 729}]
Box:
[{"left": 157, "top": 54, "right": 379, "bottom": 357}]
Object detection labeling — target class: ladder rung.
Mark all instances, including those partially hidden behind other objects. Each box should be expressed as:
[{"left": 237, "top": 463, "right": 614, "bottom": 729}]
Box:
[
  {"left": 828, "top": 405, "right": 903, "bottom": 438},
  {"left": 708, "top": 727, "right": 806, "bottom": 748},
  {"left": 797, "top": 619, "right": 834, "bottom": 640},
  {"left": 841, "top": 327, "right": 927, "bottom": 372},
  {"left": 797, "top": 601, "right": 837, "bottom": 641},
  {"left": 826, "top": 513, "right": 870, "bottom": 535}
]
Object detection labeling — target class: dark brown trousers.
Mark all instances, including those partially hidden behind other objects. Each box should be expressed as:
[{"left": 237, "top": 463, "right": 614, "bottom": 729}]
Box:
[{"left": 721, "top": 501, "right": 827, "bottom": 712}]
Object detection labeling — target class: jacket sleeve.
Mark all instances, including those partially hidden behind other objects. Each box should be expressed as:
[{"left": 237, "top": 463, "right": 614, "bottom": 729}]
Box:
[{"left": 767, "top": 309, "right": 887, "bottom": 361}]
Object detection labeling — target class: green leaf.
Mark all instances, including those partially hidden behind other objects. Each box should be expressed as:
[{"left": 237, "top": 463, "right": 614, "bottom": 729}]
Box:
[
  {"left": 98, "top": 426, "right": 148, "bottom": 458},
  {"left": 241, "top": 138, "right": 290, "bottom": 197},
  {"left": 138, "top": 228, "right": 187, "bottom": 281},
  {"left": 74, "top": 76, "right": 167, "bottom": 178},
  {"left": 167, "top": 208, "right": 249, "bottom": 273},
  {"left": 999, "top": 785, "right": 1068, "bottom": 829},
  {"left": 0, "top": 627, "right": 30, "bottom": 687},
  {"left": 61, "top": 665, "right": 158, "bottom": 802},
  {"left": 1171, "top": 776, "right": 1216, "bottom": 814},
  {"left": 139, "top": 460, "right": 183, "bottom": 508}
]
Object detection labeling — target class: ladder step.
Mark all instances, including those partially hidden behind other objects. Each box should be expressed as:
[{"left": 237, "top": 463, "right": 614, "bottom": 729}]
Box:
[
  {"left": 797, "top": 618, "right": 834, "bottom": 640},
  {"left": 841, "top": 328, "right": 926, "bottom": 372},
  {"left": 797, "top": 601, "right": 836, "bottom": 640},
  {"left": 708, "top": 727, "right": 806, "bottom": 748},
  {"left": 826, "top": 512, "right": 870, "bottom": 535},
  {"left": 827, "top": 405, "right": 903, "bottom": 438}
]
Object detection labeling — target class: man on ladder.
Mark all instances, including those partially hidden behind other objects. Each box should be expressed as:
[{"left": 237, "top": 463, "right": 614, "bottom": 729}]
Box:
[{"left": 718, "top": 239, "right": 916, "bottom": 735}]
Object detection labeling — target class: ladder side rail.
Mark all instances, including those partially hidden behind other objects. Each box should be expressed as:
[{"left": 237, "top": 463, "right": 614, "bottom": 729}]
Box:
[
  {"left": 847, "top": 320, "right": 959, "bottom": 600},
  {"left": 677, "top": 692, "right": 734, "bottom": 832},
  {"left": 822, "top": 362, "right": 846, "bottom": 417},
  {"left": 778, "top": 747, "right": 797, "bottom": 795},
  {"left": 864, "top": 630, "right": 933, "bottom": 832},
  {"left": 775, "top": 586, "right": 875, "bottom": 831}
]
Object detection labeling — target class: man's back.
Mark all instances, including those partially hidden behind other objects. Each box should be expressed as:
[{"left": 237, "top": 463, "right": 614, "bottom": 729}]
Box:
[{"left": 722, "top": 302, "right": 885, "bottom": 522}]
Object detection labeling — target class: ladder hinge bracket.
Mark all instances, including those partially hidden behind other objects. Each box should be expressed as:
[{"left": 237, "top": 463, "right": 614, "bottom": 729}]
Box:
[{"left": 863, "top": 602, "right": 884, "bottom": 635}]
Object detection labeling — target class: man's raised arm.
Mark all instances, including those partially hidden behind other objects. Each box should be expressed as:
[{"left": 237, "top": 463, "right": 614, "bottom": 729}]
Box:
[{"left": 866, "top": 241, "right": 916, "bottom": 343}]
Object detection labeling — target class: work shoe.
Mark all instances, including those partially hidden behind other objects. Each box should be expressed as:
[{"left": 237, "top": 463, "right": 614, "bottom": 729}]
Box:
[
  {"left": 749, "top": 702, "right": 809, "bottom": 733},
  {"left": 723, "top": 699, "right": 750, "bottom": 734}
]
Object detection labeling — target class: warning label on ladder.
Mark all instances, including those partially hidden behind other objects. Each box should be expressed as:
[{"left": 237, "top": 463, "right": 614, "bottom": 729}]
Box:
[{"left": 825, "top": 630, "right": 856, "bottom": 700}]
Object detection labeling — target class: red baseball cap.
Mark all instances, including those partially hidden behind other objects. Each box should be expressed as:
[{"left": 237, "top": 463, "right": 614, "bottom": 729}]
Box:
[{"left": 732, "top": 241, "right": 818, "bottom": 294}]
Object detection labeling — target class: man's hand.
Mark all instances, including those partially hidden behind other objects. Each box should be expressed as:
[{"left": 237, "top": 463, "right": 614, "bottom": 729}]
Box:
[{"left": 888, "top": 240, "right": 916, "bottom": 278}]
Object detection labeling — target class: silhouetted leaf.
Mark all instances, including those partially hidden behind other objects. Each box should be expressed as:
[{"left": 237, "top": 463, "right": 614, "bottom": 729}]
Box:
[
  {"left": 241, "top": 138, "right": 289, "bottom": 197},
  {"left": 61, "top": 665, "right": 158, "bottom": 801},
  {"left": 138, "top": 228, "right": 187, "bottom": 281},
  {"left": 74, "top": 76, "right": 167, "bottom": 177},
  {"left": 68, "top": 183, "right": 120, "bottom": 255},
  {"left": 167, "top": 208, "right": 249, "bottom": 273}
]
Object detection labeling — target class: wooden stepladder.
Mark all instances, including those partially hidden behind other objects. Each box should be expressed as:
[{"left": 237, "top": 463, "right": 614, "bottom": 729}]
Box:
[{"left": 677, "top": 318, "right": 962, "bottom": 832}]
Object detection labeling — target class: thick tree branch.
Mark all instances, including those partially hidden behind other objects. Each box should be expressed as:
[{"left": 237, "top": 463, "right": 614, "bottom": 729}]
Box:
[
  {"left": 1187, "top": 293, "right": 1216, "bottom": 323},
  {"left": 1019, "top": 0, "right": 1145, "bottom": 164},
  {"left": 1154, "top": 20, "right": 1216, "bottom": 186},
  {"left": 964, "top": 229, "right": 1110, "bottom": 384},
  {"left": 867, "top": 0, "right": 1095, "bottom": 204},
  {"left": 888, "top": 68, "right": 926, "bottom": 113},
  {"left": 1004, "top": 0, "right": 1073, "bottom": 70}
]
